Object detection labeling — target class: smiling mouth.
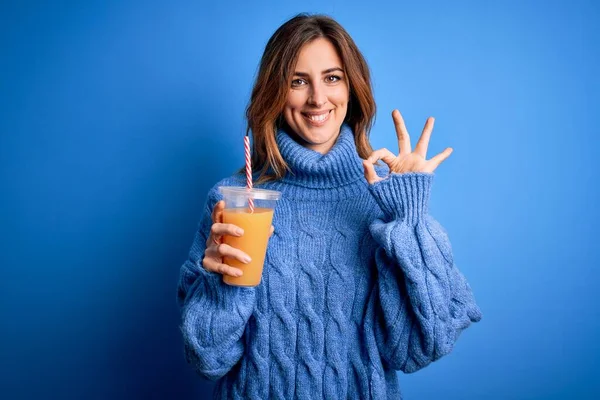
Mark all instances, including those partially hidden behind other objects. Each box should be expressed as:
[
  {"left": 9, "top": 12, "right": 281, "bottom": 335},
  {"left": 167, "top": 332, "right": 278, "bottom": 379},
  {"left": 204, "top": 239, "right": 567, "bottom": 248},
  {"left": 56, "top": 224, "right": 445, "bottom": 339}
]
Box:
[{"left": 302, "top": 110, "right": 332, "bottom": 126}]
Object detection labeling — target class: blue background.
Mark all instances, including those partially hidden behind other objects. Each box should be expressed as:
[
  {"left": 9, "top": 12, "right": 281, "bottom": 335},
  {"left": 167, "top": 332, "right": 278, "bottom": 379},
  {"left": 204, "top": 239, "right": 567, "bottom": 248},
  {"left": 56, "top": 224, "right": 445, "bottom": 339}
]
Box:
[{"left": 1, "top": 0, "right": 599, "bottom": 399}]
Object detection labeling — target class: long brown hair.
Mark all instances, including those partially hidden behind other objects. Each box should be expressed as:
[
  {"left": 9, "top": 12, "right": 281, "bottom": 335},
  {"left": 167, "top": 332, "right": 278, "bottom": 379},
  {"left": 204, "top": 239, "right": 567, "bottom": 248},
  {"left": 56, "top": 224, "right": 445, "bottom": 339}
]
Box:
[{"left": 243, "top": 13, "right": 376, "bottom": 184}]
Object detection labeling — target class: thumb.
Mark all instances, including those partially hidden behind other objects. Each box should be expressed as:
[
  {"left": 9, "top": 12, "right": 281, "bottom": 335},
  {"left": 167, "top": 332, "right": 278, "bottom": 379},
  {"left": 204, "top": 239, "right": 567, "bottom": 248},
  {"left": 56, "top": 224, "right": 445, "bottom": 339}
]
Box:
[{"left": 362, "top": 160, "right": 381, "bottom": 184}]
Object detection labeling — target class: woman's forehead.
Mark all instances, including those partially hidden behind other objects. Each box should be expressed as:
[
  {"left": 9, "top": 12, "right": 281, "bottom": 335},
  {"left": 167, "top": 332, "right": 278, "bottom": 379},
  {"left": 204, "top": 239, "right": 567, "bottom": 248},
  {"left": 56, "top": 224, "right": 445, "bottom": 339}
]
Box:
[{"left": 294, "top": 38, "right": 344, "bottom": 71}]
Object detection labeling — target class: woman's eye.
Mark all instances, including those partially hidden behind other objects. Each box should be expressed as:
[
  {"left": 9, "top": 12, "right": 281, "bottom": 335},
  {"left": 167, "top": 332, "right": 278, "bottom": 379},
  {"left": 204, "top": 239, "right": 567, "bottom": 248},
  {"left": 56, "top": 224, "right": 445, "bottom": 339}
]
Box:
[
  {"left": 291, "top": 79, "right": 306, "bottom": 87},
  {"left": 292, "top": 75, "right": 341, "bottom": 87}
]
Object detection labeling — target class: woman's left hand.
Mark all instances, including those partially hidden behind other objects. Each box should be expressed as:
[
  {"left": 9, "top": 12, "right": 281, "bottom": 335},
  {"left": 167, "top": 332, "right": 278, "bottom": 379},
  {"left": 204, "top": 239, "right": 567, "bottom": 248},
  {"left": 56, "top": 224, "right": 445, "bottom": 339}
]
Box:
[{"left": 363, "top": 110, "right": 453, "bottom": 184}]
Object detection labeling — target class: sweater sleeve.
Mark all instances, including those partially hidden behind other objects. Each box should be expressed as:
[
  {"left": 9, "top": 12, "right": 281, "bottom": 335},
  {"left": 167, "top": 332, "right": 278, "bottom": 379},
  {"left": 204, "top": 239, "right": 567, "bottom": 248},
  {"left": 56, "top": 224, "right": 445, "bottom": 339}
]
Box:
[
  {"left": 176, "top": 187, "right": 256, "bottom": 381},
  {"left": 366, "top": 172, "right": 482, "bottom": 373}
]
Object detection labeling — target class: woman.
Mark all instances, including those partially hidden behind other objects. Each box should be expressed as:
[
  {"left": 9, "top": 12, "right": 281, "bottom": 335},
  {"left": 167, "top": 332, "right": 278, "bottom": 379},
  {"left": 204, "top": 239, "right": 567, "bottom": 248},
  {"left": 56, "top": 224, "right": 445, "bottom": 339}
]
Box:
[{"left": 177, "top": 13, "right": 481, "bottom": 399}]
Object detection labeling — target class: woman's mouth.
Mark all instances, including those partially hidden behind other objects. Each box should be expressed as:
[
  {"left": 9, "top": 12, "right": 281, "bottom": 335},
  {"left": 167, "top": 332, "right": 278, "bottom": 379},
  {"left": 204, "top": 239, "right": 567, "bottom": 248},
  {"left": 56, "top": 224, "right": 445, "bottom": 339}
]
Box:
[{"left": 302, "top": 110, "right": 332, "bottom": 127}]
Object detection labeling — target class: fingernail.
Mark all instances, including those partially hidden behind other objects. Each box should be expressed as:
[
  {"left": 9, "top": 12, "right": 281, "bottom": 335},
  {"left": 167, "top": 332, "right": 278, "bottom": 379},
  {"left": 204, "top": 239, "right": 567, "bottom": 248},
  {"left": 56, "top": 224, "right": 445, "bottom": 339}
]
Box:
[
  {"left": 236, "top": 228, "right": 244, "bottom": 236},
  {"left": 243, "top": 256, "right": 251, "bottom": 263},
  {"left": 235, "top": 270, "right": 243, "bottom": 277}
]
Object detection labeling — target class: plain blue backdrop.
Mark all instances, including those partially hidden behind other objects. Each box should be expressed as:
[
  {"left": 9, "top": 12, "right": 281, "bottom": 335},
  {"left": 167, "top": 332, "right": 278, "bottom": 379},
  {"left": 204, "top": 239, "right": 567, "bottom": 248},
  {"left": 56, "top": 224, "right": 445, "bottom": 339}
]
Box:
[{"left": 1, "top": 0, "right": 599, "bottom": 399}]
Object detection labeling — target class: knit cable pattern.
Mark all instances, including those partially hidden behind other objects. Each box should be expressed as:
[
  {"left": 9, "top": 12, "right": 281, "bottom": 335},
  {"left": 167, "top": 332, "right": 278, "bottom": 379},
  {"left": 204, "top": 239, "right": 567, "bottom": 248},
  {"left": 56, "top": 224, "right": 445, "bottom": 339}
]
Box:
[{"left": 177, "top": 124, "right": 482, "bottom": 399}]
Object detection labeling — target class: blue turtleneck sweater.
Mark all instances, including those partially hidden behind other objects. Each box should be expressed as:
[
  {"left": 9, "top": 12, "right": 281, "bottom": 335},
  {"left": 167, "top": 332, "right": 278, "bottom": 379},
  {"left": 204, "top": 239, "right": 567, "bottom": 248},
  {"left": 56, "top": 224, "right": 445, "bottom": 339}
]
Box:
[{"left": 177, "top": 124, "right": 482, "bottom": 399}]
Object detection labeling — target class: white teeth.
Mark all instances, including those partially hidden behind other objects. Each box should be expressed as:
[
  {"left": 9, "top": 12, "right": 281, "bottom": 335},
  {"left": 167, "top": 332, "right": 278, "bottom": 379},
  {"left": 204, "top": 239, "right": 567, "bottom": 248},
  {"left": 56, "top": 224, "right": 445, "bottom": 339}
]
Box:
[{"left": 307, "top": 111, "right": 329, "bottom": 122}]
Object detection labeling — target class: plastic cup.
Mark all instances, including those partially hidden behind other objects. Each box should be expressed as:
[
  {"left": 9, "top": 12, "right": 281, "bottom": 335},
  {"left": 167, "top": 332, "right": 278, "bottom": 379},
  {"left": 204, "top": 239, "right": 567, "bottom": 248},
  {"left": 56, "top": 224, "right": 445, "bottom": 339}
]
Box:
[{"left": 218, "top": 186, "right": 281, "bottom": 287}]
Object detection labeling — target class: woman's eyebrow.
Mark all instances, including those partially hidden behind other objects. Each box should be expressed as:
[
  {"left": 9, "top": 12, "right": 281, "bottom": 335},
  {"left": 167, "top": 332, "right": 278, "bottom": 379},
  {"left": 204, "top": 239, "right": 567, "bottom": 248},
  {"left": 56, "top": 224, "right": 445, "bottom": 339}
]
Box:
[{"left": 293, "top": 67, "right": 344, "bottom": 77}]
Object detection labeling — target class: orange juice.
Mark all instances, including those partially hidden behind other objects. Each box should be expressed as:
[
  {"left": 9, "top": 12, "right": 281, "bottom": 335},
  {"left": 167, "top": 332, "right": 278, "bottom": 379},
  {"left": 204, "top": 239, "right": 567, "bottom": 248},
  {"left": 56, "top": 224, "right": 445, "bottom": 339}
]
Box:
[{"left": 222, "top": 207, "right": 274, "bottom": 286}]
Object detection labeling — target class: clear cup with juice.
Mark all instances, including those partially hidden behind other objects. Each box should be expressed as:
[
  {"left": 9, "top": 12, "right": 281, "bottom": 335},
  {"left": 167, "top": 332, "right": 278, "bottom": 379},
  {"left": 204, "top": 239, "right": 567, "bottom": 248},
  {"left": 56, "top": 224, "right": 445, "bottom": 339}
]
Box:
[{"left": 218, "top": 186, "right": 281, "bottom": 287}]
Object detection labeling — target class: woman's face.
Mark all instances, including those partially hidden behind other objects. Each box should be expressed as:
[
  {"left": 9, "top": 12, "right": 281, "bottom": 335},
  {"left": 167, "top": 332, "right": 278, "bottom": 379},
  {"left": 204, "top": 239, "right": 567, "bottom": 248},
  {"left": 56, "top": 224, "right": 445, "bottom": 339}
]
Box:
[{"left": 283, "top": 38, "right": 350, "bottom": 154}]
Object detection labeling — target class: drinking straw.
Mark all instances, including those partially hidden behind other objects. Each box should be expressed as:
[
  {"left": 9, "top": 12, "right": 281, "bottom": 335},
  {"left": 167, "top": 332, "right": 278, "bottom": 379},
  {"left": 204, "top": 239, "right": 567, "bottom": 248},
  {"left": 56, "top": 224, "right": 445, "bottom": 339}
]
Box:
[{"left": 244, "top": 134, "right": 254, "bottom": 213}]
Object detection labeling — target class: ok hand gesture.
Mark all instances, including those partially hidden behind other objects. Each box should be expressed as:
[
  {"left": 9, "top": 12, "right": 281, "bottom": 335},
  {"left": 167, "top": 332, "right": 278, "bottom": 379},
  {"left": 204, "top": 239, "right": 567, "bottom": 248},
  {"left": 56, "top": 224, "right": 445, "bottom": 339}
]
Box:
[{"left": 363, "top": 110, "right": 453, "bottom": 184}]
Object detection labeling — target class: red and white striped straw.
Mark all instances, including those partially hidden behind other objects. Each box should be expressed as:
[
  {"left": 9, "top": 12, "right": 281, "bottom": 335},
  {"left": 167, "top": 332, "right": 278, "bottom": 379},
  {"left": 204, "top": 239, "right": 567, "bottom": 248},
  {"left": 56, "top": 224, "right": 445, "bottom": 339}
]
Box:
[{"left": 244, "top": 134, "right": 254, "bottom": 213}]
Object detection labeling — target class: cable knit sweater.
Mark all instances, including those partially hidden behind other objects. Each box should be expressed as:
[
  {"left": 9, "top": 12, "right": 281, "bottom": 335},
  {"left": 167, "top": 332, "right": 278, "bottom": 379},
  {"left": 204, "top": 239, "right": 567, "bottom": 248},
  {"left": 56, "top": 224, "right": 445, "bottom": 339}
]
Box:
[{"left": 177, "top": 123, "right": 482, "bottom": 399}]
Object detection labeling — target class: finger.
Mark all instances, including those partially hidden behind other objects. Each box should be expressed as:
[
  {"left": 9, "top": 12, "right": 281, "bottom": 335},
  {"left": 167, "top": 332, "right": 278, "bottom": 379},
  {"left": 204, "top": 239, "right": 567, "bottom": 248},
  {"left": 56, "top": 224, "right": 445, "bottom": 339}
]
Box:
[
  {"left": 206, "top": 232, "right": 220, "bottom": 248},
  {"left": 414, "top": 117, "right": 434, "bottom": 158},
  {"left": 269, "top": 225, "right": 274, "bottom": 238},
  {"left": 211, "top": 201, "right": 225, "bottom": 224},
  {"left": 215, "top": 243, "right": 252, "bottom": 264},
  {"left": 363, "top": 160, "right": 383, "bottom": 184},
  {"left": 204, "top": 242, "right": 220, "bottom": 258},
  {"left": 367, "top": 148, "right": 397, "bottom": 166},
  {"left": 427, "top": 147, "right": 453, "bottom": 171},
  {"left": 211, "top": 222, "right": 244, "bottom": 238},
  {"left": 207, "top": 222, "right": 243, "bottom": 247},
  {"left": 202, "top": 257, "right": 243, "bottom": 277},
  {"left": 392, "top": 110, "right": 411, "bottom": 157}
]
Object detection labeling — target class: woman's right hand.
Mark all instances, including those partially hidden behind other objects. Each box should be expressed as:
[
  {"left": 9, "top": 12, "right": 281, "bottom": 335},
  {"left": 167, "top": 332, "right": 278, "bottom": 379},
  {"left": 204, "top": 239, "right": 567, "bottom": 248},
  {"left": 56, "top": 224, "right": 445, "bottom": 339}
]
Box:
[{"left": 203, "top": 201, "right": 250, "bottom": 277}]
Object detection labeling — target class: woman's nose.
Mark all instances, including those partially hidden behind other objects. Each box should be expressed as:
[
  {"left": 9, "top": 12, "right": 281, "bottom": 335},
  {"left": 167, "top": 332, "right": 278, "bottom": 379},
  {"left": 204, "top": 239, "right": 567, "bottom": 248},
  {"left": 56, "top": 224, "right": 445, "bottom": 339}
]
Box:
[{"left": 308, "top": 83, "right": 327, "bottom": 107}]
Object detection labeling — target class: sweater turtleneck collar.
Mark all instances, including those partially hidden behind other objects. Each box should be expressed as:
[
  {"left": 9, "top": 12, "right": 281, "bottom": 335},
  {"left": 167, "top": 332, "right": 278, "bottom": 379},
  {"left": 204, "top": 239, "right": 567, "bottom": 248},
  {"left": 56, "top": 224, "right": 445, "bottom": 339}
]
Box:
[{"left": 275, "top": 123, "right": 365, "bottom": 189}]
